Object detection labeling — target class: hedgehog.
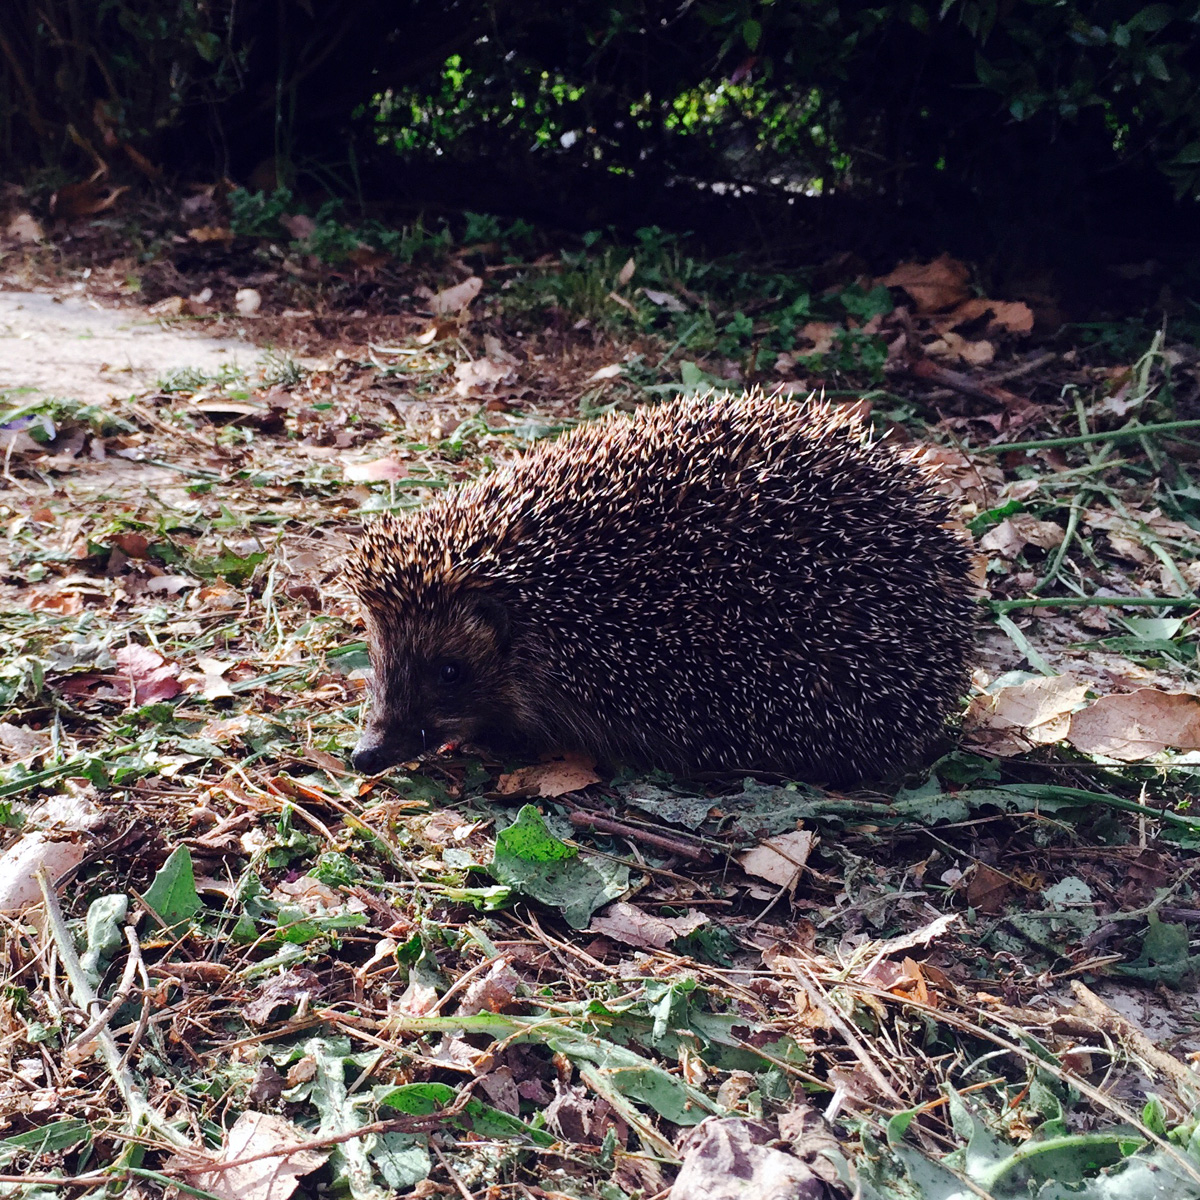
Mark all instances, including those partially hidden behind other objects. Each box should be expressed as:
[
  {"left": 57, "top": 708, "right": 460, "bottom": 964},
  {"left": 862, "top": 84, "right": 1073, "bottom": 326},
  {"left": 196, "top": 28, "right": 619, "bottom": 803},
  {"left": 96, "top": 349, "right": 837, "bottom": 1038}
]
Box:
[{"left": 344, "top": 391, "right": 977, "bottom": 786}]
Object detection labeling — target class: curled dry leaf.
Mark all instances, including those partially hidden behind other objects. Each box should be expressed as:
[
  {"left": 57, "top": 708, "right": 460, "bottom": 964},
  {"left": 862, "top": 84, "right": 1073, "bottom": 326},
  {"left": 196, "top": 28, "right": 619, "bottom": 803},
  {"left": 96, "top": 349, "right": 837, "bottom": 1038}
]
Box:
[
  {"left": 979, "top": 514, "right": 1065, "bottom": 558},
  {"left": 1068, "top": 689, "right": 1200, "bottom": 761},
  {"left": 964, "top": 674, "right": 1090, "bottom": 756},
  {"left": 876, "top": 253, "right": 971, "bottom": 313},
  {"left": 343, "top": 457, "right": 409, "bottom": 482},
  {"left": 453, "top": 357, "right": 513, "bottom": 396},
  {"left": 495, "top": 754, "right": 601, "bottom": 798},
  {"left": 642, "top": 287, "right": 687, "bottom": 311},
  {"left": 429, "top": 274, "right": 483, "bottom": 314},
  {"left": 937, "top": 297, "right": 1034, "bottom": 336},
  {"left": 235, "top": 288, "right": 262, "bottom": 316},
  {"left": 587, "top": 363, "right": 623, "bottom": 382},
  {"left": 590, "top": 900, "right": 709, "bottom": 951},
  {"left": 114, "top": 644, "right": 181, "bottom": 703},
  {"left": 798, "top": 321, "right": 837, "bottom": 354},
  {"left": 5, "top": 212, "right": 44, "bottom": 243}
]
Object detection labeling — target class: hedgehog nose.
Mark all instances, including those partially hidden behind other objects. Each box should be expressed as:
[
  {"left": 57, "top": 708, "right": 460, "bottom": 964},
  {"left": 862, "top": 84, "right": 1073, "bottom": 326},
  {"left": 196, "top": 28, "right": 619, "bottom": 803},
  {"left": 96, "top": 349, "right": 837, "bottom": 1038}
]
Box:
[{"left": 351, "top": 740, "right": 395, "bottom": 775}]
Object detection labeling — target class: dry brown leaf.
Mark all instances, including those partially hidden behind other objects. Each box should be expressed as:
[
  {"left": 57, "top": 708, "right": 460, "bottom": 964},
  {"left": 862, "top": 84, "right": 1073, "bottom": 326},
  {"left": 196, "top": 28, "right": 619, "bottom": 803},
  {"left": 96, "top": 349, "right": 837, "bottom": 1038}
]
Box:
[
  {"left": 429, "top": 274, "right": 483, "bottom": 314},
  {"left": 979, "top": 514, "right": 1065, "bottom": 558},
  {"left": 876, "top": 253, "right": 971, "bottom": 313},
  {"left": 1068, "top": 689, "right": 1200, "bottom": 761},
  {"left": 590, "top": 901, "right": 709, "bottom": 951},
  {"left": 115, "top": 644, "right": 181, "bottom": 703},
  {"left": 235, "top": 288, "right": 262, "bottom": 316},
  {"left": 180, "top": 656, "right": 235, "bottom": 701},
  {"left": 495, "top": 755, "right": 601, "bottom": 798},
  {"left": 738, "top": 829, "right": 816, "bottom": 889},
  {"left": 925, "top": 331, "right": 996, "bottom": 365},
  {"left": 5, "top": 212, "right": 44, "bottom": 243},
  {"left": 343, "top": 457, "right": 409, "bottom": 482},
  {"left": 938, "top": 297, "right": 1034, "bottom": 336},
  {"left": 187, "top": 225, "right": 234, "bottom": 244},
  {"left": 616, "top": 256, "right": 636, "bottom": 287},
  {"left": 642, "top": 287, "right": 687, "bottom": 311},
  {"left": 453, "top": 358, "right": 513, "bottom": 396},
  {"left": 179, "top": 1111, "right": 328, "bottom": 1200},
  {"left": 148, "top": 295, "right": 186, "bottom": 317},
  {"left": 964, "top": 675, "right": 1090, "bottom": 756},
  {"left": 798, "top": 321, "right": 837, "bottom": 354},
  {"left": 587, "top": 363, "right": 623, "bottom": 382},
  {"left": 279, "top": 213, "right": 316, "bottom": 240}
]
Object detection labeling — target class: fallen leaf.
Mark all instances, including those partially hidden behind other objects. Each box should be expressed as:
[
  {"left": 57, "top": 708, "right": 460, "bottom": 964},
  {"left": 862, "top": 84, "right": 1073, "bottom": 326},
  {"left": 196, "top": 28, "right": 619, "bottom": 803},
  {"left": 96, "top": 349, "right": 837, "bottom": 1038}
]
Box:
[
  {"left": 235, "top": 288, "right": 262, "bottom": 316},
  {"left": 939, "top": 297, "right": 1034, "bottom": 335},
  {"left": 616, "top": 256, "right": 636, "bottom": 286},
  {"left": 179, "top": 1111, "right": 328, "bottom": 1200},
  {"left": 279, "top": 213, "right": 316, "bottom": 240},
  {"left": 148, "top": 296, "right": 186, "bottom": 317},
  {"left": 187, "top": 225, "right": 234, "bottom": 244},
  {"left": 798, "top": 322, "right": 837, "bottom": 354},
  {"left": 145, "top": 575, "right": 200, "bottom": 594},
  {"left": 5, "top": 212, "right": 44, "bottom": 243},
  {"left": 968, "top": 863, "right": 1012, "bottom": 915},
  {"left": 453, "top": 358, "right": 513, "bottom": 396},
  {"left": 0, "top": 832, "right": 91, "bottom": 915},
  {"left": 181, "top": 657, "right": 235, "bottom": 701},
  {"left": 926, "top": 331, "right": 995, "bottom": 365},
  {"left": 877, "top": 253, "right": 971, "bottom": 313},
  {"left": 738, "top": 829, "right": 816, "bottom": 889},
  {"left": 344, "top": 457, "right": 409, "bottom": 482},
  {"left": 429, "top": 275, "right": 483, "bottom": 314},
  {"left": 642, "top": 287, "right": 687, "bottom": 311},
  {"left": 495, "top": 755, "right": 601, "bottom": 798},
  {"left": 587, "top": 363, "right": 623, "bottom": 382},
  {"left": 964, "top": 675, "right": 1090, "bottom": 756},
  {"left": 1068, "top": 690, "right": 1200, "bottom": 762},
  {"left": 979, "top": 514, "right": 1065, "bottom": 558},
  {"left": 114, "top": 644, "right": 181, "bottom": 703},
  {"left": 590, "top": 901, "right": 709, "bottom": 950}
]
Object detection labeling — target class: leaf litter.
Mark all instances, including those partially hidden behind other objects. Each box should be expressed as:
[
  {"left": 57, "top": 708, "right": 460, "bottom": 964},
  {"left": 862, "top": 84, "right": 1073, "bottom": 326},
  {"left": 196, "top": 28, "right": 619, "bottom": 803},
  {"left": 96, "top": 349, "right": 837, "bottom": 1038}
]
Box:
[{"left": 1, "top": 208, "right": 1200, "bottom": 1198}]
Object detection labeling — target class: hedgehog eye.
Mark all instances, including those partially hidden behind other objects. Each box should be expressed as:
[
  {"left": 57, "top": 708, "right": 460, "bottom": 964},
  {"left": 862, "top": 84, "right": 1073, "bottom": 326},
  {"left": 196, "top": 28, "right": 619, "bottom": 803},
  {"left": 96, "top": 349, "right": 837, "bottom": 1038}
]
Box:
[{"left": 438, "top": 661, "right": 463, "bottom": 686}]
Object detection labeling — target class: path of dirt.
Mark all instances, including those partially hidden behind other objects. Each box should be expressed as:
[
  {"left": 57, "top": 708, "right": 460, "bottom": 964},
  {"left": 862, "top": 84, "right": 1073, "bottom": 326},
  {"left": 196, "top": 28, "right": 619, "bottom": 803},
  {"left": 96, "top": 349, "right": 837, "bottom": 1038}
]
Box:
[{"left": 0, "top": 288, "right": 254, "bottom": 402}]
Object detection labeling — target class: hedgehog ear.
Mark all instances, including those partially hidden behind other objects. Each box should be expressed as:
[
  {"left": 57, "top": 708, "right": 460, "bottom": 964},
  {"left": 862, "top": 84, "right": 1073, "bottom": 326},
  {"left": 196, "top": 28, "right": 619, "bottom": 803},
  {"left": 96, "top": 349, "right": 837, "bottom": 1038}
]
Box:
[{"left": 473, "top": 596, "right": 511, "bottom": 653}]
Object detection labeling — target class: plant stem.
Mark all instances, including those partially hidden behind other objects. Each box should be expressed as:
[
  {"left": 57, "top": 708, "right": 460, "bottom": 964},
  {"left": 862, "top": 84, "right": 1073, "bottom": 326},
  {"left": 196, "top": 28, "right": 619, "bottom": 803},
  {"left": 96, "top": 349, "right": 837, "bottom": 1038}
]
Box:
[
  {"left": 973, "top": 419, "right": 1200, "bottom": 454},
  {"left": 990, "top": 596, "right": 1197, "bottom": 612}
]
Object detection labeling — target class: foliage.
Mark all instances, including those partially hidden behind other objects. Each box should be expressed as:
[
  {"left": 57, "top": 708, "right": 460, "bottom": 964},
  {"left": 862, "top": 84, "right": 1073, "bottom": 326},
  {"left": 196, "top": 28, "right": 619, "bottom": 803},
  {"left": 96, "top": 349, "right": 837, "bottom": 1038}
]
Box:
[{"left": 4, "top": 0, "right": 1200, "bottom": 219}]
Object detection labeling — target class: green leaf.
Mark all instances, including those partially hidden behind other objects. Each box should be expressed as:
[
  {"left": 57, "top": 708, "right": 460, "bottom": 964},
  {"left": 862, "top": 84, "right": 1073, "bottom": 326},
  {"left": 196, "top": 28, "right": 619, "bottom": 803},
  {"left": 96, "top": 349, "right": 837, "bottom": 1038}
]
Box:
[
  {"left": 742, "top": 18, "right": 762, "bottom": 50},
  {"left": 0, "top": 1120, "right": 91, "bottom": 1167},
  {"left": 143, "top": 846, "right": 201, "bottom": 929},
  {"left": 378, "top": 1081, "right": 556, "bottom": 1146},
  {"left": 489, "top": 805, "right": 628, "bottom": 928}
]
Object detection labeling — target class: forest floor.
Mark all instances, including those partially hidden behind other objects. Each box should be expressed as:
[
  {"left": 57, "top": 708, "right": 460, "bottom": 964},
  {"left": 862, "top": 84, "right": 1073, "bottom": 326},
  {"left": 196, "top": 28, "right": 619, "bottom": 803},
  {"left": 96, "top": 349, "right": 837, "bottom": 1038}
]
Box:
[{"left": 2, "top": 192, "right": 1200, "bottom": 1200}]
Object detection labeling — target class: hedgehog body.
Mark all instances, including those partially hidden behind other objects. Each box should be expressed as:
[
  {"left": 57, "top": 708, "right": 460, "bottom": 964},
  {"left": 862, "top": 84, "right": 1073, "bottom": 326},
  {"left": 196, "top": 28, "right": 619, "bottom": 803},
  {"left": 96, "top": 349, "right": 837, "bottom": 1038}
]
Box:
[{"left": 346, "top": 392, "right": 976, "bottom": 785}]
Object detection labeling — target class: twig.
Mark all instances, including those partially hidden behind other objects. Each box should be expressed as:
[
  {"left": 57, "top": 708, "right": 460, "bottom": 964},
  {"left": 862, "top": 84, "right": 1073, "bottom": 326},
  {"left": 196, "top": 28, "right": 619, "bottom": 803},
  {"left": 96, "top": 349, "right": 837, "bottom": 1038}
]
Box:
[
  {"left": 35, "top": 868, "right": 192, "bottom": 1151},
  {"left": 567, "top": 808, "right": 714, "bottom": 862}
]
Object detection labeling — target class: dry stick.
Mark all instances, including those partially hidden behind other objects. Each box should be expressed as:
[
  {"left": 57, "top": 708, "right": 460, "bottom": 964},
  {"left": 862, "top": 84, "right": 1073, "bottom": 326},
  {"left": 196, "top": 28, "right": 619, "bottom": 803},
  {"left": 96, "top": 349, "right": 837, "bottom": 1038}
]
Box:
[
  {"left": 919, "top": 351, "right": 1058, "bottom": 402},
  {"left": 567, "top": 808, "right": 714, "bottom": 863},
  {"left": 1070, "top": 981, "right": 1200, "bottom": 1101},
  {"left": 35, "top": 868, "right": 192, "bottom": 1152}
]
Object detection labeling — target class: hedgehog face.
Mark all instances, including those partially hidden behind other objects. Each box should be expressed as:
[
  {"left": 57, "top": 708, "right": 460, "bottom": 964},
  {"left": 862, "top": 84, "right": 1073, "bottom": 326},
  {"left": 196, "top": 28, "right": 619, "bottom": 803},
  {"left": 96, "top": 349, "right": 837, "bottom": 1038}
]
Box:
[{"left": 352, "top": 593, "right": 515, "bottom": 773}]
